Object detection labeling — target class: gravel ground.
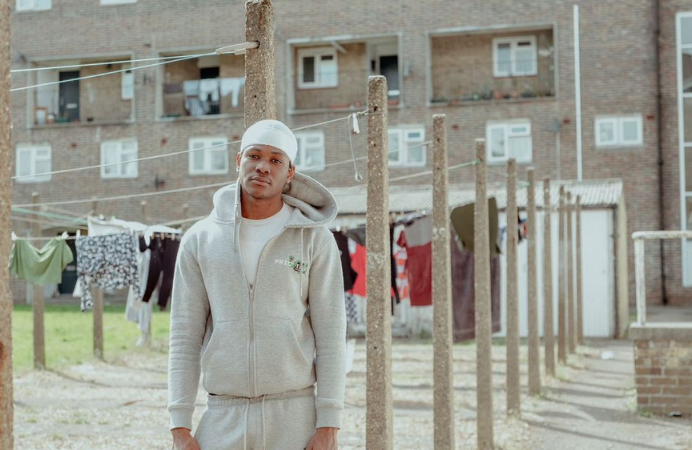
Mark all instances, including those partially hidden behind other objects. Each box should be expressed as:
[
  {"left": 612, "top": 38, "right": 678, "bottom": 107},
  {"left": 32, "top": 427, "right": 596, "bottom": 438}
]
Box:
[{"left": 12, "top": 339, "right": 691, "bottom": 449}]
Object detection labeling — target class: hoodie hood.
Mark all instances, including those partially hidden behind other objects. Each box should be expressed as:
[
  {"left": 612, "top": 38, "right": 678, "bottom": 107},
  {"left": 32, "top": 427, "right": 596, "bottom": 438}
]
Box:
[{"left": 210, "top": 172, "right": 338, "bottom": 228}]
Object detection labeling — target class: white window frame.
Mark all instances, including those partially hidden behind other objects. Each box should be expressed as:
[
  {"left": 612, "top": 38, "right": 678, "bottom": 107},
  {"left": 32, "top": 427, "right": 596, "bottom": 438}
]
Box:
[
  {"left": 677, "top": 12, "right": 692, "bottom": 286},
  {"left": 492, "top": 36, "right": 538, "bottom": 77},
  {"left": 15, "top": 144, "right": 51, "bottom": 183},
  {"left": 100, "top": 140, "right": 138, "bottom": 179},
  {"left": 16, "top": 0, "right": 51, "bottom": 12},
  {"left": 100, "top": 0, "right": 137, "bottom": 5},
  {"left": 188, "top": 137, "right": 229, "bottom": 175},
  {"left": 122, "top": 70, "right": 134, "bottom": 100},
  {"left": 294, "top": 131, "right": 326, "bottom": 171},
  {"left": 595, "top": 115, "right": 643, "bottom": 148},
  {"left": 297, "top": 47, "right": 339, "bottom": 89},
  {"left": 485, "top": 120, "right": 533, "bottom": 164},
  {"left": 388, "top": 127, "right": 426, "bottom": 168}
]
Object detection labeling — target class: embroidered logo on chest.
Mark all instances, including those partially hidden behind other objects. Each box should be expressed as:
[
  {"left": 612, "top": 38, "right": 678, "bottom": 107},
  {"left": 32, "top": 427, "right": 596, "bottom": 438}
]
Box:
[{"left": 274, "top": 256, "right": 308, "bottom": 274}]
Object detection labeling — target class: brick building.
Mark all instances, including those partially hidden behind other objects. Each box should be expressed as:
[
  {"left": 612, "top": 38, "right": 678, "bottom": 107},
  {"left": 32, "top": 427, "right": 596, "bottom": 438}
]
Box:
[{"left": 7, "top": 0, "right": 692, "bottom": 306}]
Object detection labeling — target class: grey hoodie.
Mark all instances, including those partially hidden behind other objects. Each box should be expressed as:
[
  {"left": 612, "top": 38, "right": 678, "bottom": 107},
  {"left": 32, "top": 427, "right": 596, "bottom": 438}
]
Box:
[{"left": 168, "top": 172, "right": 346, "bottom": 431}]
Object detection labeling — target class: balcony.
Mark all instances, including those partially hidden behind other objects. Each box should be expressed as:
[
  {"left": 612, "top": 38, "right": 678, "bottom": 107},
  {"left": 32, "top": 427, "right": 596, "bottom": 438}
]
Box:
[
  {"left": 429, "top": 27, "right": 555, "bottom": 105},
  {"left": 29, "top": 57, "right": 134, "bottom": 127},
  {"left": 159, "top": 52, "right": 245, "bottom": 120},
  {"left": 289, "top": 37, "right": 400, "bottom": 113}
]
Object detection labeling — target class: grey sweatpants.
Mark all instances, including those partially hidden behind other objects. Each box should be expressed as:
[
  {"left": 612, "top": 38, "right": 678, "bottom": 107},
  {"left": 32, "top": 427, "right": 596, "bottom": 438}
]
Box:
[{"left": 194, "top": 387, "right": 316, "bottom": 450}]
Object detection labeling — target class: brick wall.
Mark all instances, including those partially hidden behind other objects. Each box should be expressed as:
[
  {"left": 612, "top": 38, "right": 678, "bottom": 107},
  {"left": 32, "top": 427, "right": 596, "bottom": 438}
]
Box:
[
  {"left": 293, "top": 43, "right": 368, "bottom": 111},
  {"left": 8, "top": 0, "right": 692, "bottom": 306},
  {"left": 430, "top": 29, "right": 554, "bottom": 102},
  {"left": 80, "top": 64, "right": 132, "bottom": 123},
  {"left": 632, "top": 325, "right": 692, "bottom": 415}
]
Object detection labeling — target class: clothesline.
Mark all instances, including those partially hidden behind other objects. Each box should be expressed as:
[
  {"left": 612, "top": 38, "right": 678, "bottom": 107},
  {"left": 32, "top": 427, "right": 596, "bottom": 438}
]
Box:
[
  {"left": 10, "top": 52, "right": 216, "bottom": 73},
  {"left": 10, "top": 41, "right": 257, "bottom": 92},
  {"left": 12, "top": 111, "right": 368, "bottom": 181}
]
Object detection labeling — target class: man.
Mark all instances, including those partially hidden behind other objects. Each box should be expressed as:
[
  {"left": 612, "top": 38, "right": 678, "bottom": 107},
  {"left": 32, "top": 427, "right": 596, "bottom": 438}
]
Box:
[{"left": 169, "top": 119, "right": 346, "bottom": 450}]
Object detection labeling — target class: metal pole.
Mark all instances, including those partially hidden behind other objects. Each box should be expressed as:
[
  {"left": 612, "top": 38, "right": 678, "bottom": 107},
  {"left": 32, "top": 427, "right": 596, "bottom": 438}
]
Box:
[
  {"left": 365, "top": 75, "right": 392, "bottom": 450},
  {"left": 475, "top": 139, "right": 494, "bottom": 450},
  {"left": 635, "top": 239, "right": 647, "bottom": 325},
  {"left": 543, "top": 179, "right": 555, "bottom": 377},
  {"left": 432, "top": 114, "right": 454, "bottom": 449},
  {"left": 32, "top": 194, "right": 46, "bottom": 370},
  {"left": 505, "top": 159, "right": 520, "bottom": 416},
  {"left": 576, "top": 196, "right": 584, "bottom": 346}
]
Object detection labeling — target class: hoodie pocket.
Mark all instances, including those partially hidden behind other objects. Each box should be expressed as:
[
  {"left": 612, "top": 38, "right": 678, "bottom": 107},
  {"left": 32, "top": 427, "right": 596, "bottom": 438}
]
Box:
[
  {"left": 255, "top": 316, "right": 313, "bottom": 395},
  {"left": 201, "top": 319, "right": 249, "bottom": 395}
]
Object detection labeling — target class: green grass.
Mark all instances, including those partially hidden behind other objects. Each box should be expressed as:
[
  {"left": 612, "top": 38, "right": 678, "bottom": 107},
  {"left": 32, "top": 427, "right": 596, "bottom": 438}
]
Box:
[{"left": 11, "top": 304, "right": 170, "bottom": 373}]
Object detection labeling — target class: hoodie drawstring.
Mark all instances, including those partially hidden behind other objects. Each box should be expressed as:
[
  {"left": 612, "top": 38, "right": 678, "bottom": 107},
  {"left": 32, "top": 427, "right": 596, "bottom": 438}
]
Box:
[{"left": 300, "top": 228, "right": 304, "bottom": 299}]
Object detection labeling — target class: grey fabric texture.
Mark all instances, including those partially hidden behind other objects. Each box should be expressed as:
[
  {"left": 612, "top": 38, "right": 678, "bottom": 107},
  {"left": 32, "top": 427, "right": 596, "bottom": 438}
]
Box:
[{"left": 168, "top": 172, "right": 347, "bottom": 433}]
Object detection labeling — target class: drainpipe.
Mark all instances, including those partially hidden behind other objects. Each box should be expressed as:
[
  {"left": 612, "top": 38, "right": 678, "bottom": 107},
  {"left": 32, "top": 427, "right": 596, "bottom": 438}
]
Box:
[
  {"left": 574, "top": 4, "right": 583, "bottom": 181},
  {"left": 654, "top": 0, "right": 669, "bottom": 305}
]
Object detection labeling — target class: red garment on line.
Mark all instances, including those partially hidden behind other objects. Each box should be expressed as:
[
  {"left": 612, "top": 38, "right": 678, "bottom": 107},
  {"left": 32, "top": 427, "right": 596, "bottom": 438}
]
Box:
[{"left": 348, "top": 243, "right": 395, "bottom": 299}]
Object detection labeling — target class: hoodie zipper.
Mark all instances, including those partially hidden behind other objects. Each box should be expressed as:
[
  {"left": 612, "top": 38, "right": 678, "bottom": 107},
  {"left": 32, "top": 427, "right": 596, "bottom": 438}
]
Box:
[{"left": 239, "top": 226, "right": 289, "bottom": 398}]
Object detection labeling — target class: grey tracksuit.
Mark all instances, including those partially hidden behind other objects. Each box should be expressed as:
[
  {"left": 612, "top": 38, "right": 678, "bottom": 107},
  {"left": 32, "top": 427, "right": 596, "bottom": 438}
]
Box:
[{"left": 168, "top": 173, "right": 347, "bottom": 449}]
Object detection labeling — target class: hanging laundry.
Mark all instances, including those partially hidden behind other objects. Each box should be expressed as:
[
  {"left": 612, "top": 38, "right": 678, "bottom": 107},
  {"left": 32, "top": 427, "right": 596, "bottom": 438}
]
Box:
[
  {"left": 198, "top": 78, "right": 220, "bottom": 102},
  {"left": 394, "top": 232, "right": 410, "bottom": 302},
  {"left": 76, "top": 233, "right": 140, "bottom": 312},
  {"left": 349, "top": 242, "right": 367, "bottom": 298},
  {"left": 450, "top": 234, "right": 502, "bottom": 342},
  {"left": 344, "top": 227, "right": 366, "bottom": 247},
  {"left": 220, "top": 77, "right": 245, "bottom": 108},
  {"left": 389, "top": 226, "right": 400, "bottom": 305},
  {"left": 183, "top": 80, "right": 200, "bottom": 97},
  {"left": 125, "top": 235, "right": 152, "bottom": 324},
  {"left": 343, "top": 226, "right": 398, "bottom": 303},
  {"left": 141, "top": 235, "right": 180, "bottom": 310},
  {"left": 400, "top": 215, "right": 433, "bottom": 306},
  {"left": 344, "top": 292, "right": 358, "bottom": 323},
  {"left": 331, "top": 231, "right": 358, "bottom": 292},
  {"left": 8, "top": 238, "right": 74, "bottom": 285},
  {"left": 450, "top": 197, "right": 502, "bottom": 256}
]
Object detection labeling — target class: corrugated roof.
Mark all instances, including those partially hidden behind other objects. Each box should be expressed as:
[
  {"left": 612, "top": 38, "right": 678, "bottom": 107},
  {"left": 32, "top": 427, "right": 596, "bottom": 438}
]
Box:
[{"left": 331, "top": 179, "right": 623, "bottom": 215}]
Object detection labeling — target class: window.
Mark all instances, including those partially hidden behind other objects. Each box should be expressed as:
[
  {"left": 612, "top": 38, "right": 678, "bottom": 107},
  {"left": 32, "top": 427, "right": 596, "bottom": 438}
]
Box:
[
  {"left": 595, "top": 116, "right": 643, "bottom": 148},
  {"left": 678, "top": 13, "right": 692, "bottom": 286},
  {"left": 294, "top": 132, "right": 325, "bottom": 171},
  {"left": 493, "top": 36, "right": 537, "bottom": 77},
  {"left": 189, "top": 137, "right": 229, "bottom": 175},
  {"left": 486, "top": 121, "right": 532, "bottom": 163},
  {"left": 100, "top": 0, "right": 137, "bottom": 4},
  {"left": 16, "top": 145, "right": 51, "bottom": 183},
  {"left": 388, "top": 128, "right": 426, "bottom": 167},
  {"left": 16, "top": 0, "right": 50, "bottom": 11},
  {"left": 101, "top": 140, "right": 138, "bottom": 178},
  {"left": 298, "top": 48, "right": 338, "bottom": 89},
  {"left": 122, "top": 70, "right": 134, "bottom": 100}
]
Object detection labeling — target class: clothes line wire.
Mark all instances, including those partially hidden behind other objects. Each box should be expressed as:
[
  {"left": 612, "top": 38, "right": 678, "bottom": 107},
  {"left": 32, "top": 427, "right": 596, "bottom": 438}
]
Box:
[
  {"left": 10, "top": 52, "right": 217, "bottom": 74},
  {"left": 11, "top": 53, "right": 209, "bottom": 93},
  {"left": 12, "top": 111, "right": 369, "bottom": 180}
]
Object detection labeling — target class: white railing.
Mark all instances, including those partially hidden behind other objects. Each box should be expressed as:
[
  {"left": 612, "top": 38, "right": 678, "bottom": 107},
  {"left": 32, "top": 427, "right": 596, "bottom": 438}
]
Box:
[{"left": 632, "top": 230, "right": 692, "bottom": 325}]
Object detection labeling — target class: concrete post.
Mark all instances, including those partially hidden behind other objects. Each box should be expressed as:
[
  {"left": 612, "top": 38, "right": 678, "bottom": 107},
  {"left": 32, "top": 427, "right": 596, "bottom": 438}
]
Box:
[
  {"left": 543, "top": 179, "right": 555, "bottom": 377},
  {"left": 366, "top": 76, "right": 393, "bottom": 450},
  {"left": 527, "top": 169, "right": 541, "bottom": 395},
  {"left": 474, "top": 139, "right": 494, "bottom": 450},
  {"left": 576, "top": 196, "right": 584, "bottom": 346},
  {"left": 505, "top": 159, "right": 520, "bottom": 416},
  {"left": 244, "top": 0, "right": 276, "bottom": 128},
  {"left": 557, "top": 187, "right": 567, "bottom": 364},
  {"left": 432, "top": 115, "right": 455, "bottom": 449},
  {"left": 32, "top": 194, "right": 45, "bottom": 370},
  {"left": 567, "top": 192, "right": 576, "bottom": 354},
  {"left": 92, "top": 199, "right": 104, "bottom": 360},
  {"left": 0, "top": 0, "right": 16, "bottom": 444}
]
